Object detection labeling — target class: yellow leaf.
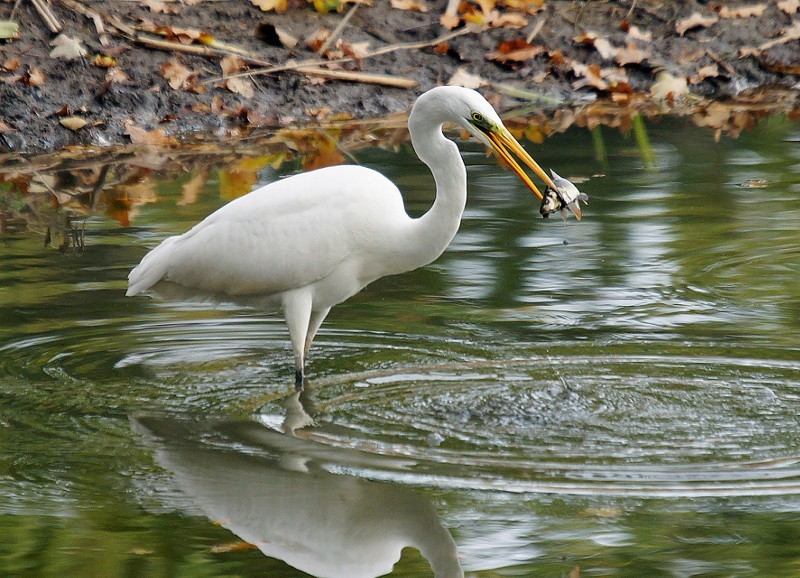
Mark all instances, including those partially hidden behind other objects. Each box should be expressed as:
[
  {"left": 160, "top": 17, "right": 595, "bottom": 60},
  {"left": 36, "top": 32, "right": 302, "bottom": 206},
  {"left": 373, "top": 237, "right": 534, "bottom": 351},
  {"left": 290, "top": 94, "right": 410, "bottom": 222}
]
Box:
[
  {"left": 59, "top": 116, "right": 88, "bottom": 131},
  {"left": 311, "top": 0, "right": 341, "bottom": 13},
  {"left": 390, "top": 0, "right": 428, "bottom": 11}
]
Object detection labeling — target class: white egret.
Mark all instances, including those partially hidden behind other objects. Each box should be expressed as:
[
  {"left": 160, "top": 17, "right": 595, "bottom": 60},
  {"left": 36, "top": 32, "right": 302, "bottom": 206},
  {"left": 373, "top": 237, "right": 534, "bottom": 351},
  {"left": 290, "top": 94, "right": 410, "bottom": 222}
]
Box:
[{"left": 127, "top": 86, "right": 560, "bottom": 384}]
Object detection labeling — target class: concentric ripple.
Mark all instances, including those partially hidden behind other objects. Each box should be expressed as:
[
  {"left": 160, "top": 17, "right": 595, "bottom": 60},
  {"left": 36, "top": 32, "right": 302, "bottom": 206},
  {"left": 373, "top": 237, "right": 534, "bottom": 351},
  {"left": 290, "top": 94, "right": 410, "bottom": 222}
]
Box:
[{"left": 257, "top": 354, "right": 800, "bottom": 498}]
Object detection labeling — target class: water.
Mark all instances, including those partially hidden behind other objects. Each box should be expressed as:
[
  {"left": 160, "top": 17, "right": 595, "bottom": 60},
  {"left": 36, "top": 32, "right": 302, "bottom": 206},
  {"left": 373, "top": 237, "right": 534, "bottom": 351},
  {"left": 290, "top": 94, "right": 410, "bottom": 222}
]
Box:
[{"left": 2, "top": 114, "right": 800, "bottom": 576}]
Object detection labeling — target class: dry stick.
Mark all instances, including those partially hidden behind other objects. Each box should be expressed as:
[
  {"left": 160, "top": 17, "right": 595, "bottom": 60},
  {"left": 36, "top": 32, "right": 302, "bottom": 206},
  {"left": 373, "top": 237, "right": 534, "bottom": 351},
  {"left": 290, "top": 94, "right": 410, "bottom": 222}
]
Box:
[
  {"left": 704, "top": 48, "right": 736, "bottom": 77},
  {"left": 219, "top": 26, "right": 475, "bottom": 85},
  {"left": 526, "top": 18, "right": 545, "bottom": 44},
  {"left": 294, "top": 66, "right": 416, "bottom": 88},
  {"left": 30, "top": 0, "right": 62, "bottom": 33},
  {"left": 317, "top": 2, "right": 359, "bottom": 56}
]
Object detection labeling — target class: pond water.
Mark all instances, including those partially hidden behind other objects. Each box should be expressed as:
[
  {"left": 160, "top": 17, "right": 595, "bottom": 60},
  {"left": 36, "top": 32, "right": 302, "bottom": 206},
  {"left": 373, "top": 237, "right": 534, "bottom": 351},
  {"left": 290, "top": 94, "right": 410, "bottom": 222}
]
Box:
[{"left": 1, "top": 114, "right": 800, "bottom": 576}]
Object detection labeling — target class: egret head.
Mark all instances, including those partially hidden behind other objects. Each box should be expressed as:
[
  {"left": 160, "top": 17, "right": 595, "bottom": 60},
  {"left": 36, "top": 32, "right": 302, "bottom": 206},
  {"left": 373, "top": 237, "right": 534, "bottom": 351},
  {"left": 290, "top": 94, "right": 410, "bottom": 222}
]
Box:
[{"left": 414, "top": 86, "right": 558, "bottom": 201}]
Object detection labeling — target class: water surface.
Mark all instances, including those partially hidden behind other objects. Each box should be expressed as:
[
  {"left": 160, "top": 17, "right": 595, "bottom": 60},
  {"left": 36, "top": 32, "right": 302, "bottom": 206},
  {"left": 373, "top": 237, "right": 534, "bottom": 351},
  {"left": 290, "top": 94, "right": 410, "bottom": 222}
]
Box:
[{"left": 2, "top": 115, "right": 800, "bottom": 576}]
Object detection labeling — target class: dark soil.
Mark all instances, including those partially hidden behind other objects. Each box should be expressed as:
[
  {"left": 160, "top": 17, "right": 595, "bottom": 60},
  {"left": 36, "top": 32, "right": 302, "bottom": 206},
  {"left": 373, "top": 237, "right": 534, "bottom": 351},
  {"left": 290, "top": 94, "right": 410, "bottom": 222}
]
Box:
[{"left": 1, "top": 0, "right": 798, "bottom": 153}]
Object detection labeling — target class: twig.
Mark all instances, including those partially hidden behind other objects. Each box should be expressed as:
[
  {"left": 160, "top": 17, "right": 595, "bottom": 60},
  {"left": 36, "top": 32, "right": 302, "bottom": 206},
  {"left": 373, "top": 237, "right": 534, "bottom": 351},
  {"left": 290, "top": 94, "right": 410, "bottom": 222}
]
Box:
[
  {"left": 625, "top": 0, "right": 638, "bottom": 20},
  {"left": 216, "top": 26, "right": 475, "bottom": 85},
  {"left": 317, "top": 2, "right": 359, "bottom": 55},
  {"left": 10, "top": 0, "right": 24, "bottom": 22},
  {"left": 704, "top": 48, "right": 736, "bottom": 77},
  {"left": 295, "top": 66, "right": 416, "bottom": 88},
  {"left": 30, "top": 0, "right": 62, "bottom": 33},
  {"left": 526, "top": 18, "right": 545, "bottom": 44}
]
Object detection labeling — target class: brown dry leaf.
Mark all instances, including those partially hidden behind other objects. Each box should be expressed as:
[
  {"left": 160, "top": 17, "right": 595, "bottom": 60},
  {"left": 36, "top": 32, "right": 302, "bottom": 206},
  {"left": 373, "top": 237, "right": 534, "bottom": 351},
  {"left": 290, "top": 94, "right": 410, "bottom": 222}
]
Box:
[
  {"left": 390, "top": 0, "right": 428, "bottom": 11},
  {"left": 448, "top": 67, "right": 485, "bottom": 89},
  {"left": 27, "top": 67, "right": 46, "bottom": 87},
  {"left": 142, "top": 0, "right": 181, "bottom": 14},
  {"left": 123, "top": 119, "right": 175, "bottom": 146},
  {"left": 305, "top": 28, "right": 330, "bottom": 52},
  {"left": 2, "top": 58, "right": 21, "bottom": 73},
  {"left": 160, "top": 59, "right": 200, "bottom": 91},
  {"left": 650, "top": 71, "right": 689, "bottom": 100},
  {"left": 614, "top": 42, "right": 650, "bottom": 66},
  {"left": 303, "top": 139, "right": 345, "bottom": 171},
  {"left": 717, "top": 4, "right": 767, "bottom": 18},
  {"left": 106, "top": 67, "right": 130, "bottom": 84},
  {"left": 690, "top": 63, "right": 720, "bottom": 84},
  {"left": 250, "top": 0, "right": 287, "bottom": 12},
  {"left": 571, "top": 63, "right": 609, "bottom": 90},
  {"left": 59, "top": 116, "right": 88, "bottom": 131},
  {"left": 178, "top": 170, "right": 207, "bottom": 206},
  {"left": 487, "top": 38, "right": 544, "bottom": 64},
  {"left": 225, "top": 76, "right": 254, "bottom": 98},
  {"left": 0, "top": 119, "right": 14, "bottom": 133},
  {"left": 778, "top": 0, "right": 800, "bottom": 15},
  {"left": 336, "top": 39, "right": 370, "bottom": 59},
  {"left": 49, "top": 34, "right": 88, "bottom": 61},
  {"left": 218, "top": 157, "right": 274, "bottom": 200},
  {"left": 675, "top": 12, "right": 718, "bottom": 36},
  {"left": 220, "top": 54, "right": 245, "bottom": 76}
]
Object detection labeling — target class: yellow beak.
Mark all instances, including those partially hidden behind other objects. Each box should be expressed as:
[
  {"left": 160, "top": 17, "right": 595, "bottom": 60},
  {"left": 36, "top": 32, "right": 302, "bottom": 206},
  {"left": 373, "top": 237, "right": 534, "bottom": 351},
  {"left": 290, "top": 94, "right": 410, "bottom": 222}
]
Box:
[{"left": 484, "top": 127, "right": 557, "bottom": 201}]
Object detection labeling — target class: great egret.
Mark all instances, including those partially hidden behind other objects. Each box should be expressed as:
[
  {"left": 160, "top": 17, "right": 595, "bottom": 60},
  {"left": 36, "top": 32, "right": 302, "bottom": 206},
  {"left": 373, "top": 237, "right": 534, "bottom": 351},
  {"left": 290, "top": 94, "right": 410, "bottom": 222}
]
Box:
[{"left": 127, "top": 86, "right": 560, "bottom": 384}]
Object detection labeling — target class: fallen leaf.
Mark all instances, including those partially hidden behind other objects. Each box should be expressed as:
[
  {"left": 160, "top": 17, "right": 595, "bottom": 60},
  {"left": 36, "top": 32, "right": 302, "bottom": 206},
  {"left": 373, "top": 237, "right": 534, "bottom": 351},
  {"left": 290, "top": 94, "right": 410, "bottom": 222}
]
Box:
[
  {"left": 142, "top": 0, "right": 181, "bottom": 14},
  {"left": 614, "top": 42, "right": 650, "bottom": 66},
  {"left": 593, "top": 37, "right": 616, "bottom": 60},
  {"left": 675, "top": 12, "right": 718, "bottom": 36},
  {"left": 336, "top": 39, "right": 370, "bottom": 59},
  {"left": 250, "top": 0, "right": 287, "bottom": 12},
  {"left": 0, "top": 20, "right": 18, "bottom": 40},
  {"left": 649, "top": 71, "right": 689, "bottom": 100},
  {"left": 311, "top": 0, "right": 341, "bottom": 13},
  {"left": 690, "top": 63, "right": 720, "bottom": 84},
  {"left": 778, "top": 0, "right": 799, "bottom": 15},
  {"left": 486, "top": 38, "right": 544, "bottom": 64},
  {"left": 105, "top": 67, "right": 130, "bottom": 84},
  {"left": 220, "top": 54, "right": 245, "bottom": 76},
  {"left": 491, "top": 12, "right": 528, "bottom": 28},
  {"left": 160, "top": 59, "right": 202, "bottom": 92},
  {"left": 59, "top": 116, "right": 88, "bottom": 131},
  {"left": 49, "top": 34, "right": 88, "bottom": 60},
  {"left": 447, "top": 67, "right": 485, "bottom": 89},
  {"left": 391, "top": 0, "right": 428, "bottom": 11},
  {"left": 716, "top": 4, "right": 767, "bottom": 18},
  {"left": 225, "top": 76, "right": 254, "bottom": 98},
  {"left": 2, "top": 58, "right": 21, "bottom": 72},
  {"left": 305, "top": 28, "right": 330, "bottom": 52},
  {"left": 92, "top": 54, "right": 117, "bottom": 67},
  {"left": 123, "top": 119, "right": 175, "bottom": 146},
  {"left": 0, "top": 119, "right": 15, "bottom": 132},
  {"left": 26, "top": 67, "right": 45, "bottom": 87}
]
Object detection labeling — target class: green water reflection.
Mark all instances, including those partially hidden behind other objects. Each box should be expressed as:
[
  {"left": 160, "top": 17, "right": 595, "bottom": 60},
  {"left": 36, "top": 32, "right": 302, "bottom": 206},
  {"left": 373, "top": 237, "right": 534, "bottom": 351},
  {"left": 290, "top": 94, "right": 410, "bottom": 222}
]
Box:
[{"left": 1, "top": 115, "right": 799, "bottom": 576}]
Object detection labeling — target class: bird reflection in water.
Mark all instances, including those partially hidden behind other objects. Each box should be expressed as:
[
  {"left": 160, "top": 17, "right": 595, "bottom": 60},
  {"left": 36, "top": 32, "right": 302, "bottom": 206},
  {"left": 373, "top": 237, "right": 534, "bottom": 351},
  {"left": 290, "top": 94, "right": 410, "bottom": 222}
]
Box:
[{"left": 132, "top": 387, "right": 464, "bottom": 578}]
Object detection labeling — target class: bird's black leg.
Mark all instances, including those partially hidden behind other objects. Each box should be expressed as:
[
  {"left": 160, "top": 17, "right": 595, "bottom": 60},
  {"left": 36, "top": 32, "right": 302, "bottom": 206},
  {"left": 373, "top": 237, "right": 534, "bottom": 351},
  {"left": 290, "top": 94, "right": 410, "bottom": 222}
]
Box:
[{"left": 294, "top": 367, "right": 305, "bottom": 388}]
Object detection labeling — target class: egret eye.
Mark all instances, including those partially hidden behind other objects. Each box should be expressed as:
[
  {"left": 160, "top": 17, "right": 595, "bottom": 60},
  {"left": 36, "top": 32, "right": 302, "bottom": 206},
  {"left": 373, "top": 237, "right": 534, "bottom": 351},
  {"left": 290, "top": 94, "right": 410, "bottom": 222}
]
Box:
[{"left": 471, "top": 112, "right": 484, "bottom": 123}]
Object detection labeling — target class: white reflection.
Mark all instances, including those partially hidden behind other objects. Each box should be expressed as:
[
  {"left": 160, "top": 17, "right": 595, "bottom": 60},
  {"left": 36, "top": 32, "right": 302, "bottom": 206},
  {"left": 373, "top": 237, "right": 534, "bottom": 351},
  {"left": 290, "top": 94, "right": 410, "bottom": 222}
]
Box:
[{"left": 132, "top": 410, "right": 463, "bottom": 578}]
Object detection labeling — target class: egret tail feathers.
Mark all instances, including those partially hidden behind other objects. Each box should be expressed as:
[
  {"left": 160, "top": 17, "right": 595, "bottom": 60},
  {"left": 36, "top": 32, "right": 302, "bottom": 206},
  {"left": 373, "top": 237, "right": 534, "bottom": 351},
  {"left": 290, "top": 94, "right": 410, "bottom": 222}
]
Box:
[{"left": 126, "top": 236, "right": 179, "bottom": 296}]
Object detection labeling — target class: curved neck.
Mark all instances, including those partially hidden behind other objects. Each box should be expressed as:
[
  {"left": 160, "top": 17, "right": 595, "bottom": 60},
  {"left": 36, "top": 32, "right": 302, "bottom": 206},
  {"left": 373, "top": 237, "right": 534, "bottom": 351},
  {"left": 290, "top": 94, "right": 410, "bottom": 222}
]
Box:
[{"left": 403, "top": 109, "right": 468, "bottom": 270}]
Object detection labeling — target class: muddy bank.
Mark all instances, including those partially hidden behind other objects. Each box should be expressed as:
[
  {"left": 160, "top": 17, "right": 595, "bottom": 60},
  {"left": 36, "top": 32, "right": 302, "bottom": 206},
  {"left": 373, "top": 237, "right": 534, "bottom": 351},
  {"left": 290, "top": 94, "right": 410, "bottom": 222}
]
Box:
[{"left": 1, "top": 0, "right": 798, "bottom": 153}]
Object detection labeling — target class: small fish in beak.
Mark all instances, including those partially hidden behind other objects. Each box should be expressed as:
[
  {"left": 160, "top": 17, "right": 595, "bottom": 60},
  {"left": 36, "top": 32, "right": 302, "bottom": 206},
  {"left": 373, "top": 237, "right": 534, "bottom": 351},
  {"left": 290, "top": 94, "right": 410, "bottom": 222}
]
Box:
[{"left": 539, "top": 170, "right": 589, "bottom": 220}]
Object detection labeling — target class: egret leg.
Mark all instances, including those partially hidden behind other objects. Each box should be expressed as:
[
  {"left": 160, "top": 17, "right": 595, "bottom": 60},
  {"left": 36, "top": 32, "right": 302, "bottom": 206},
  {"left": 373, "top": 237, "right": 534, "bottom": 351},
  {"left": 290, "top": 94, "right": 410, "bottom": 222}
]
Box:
[
  {"left": 282, "top": 289, "right": 313, "bottom": 386},
  {"left": 304, "top": 307, "right": 331, "bottom": 361}
]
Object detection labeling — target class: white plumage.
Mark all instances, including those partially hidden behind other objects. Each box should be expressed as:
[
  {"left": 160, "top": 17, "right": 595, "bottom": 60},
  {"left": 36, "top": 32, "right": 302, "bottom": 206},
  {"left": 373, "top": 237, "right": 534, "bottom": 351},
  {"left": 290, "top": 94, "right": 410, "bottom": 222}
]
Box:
[{"left": 127, "top": 86, "right": 558, "bottom": 384}]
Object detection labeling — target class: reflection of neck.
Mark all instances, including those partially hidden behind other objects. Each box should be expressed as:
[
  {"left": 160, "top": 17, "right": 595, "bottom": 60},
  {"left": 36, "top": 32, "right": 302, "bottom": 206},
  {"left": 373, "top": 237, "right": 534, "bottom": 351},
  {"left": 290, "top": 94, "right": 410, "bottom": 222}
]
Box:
[
  {"left": 282, "top": 388, "right": 314, "bottom": 435},
  {"left": 416, "top": 524, "right": 464, "bottom": 578}
]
